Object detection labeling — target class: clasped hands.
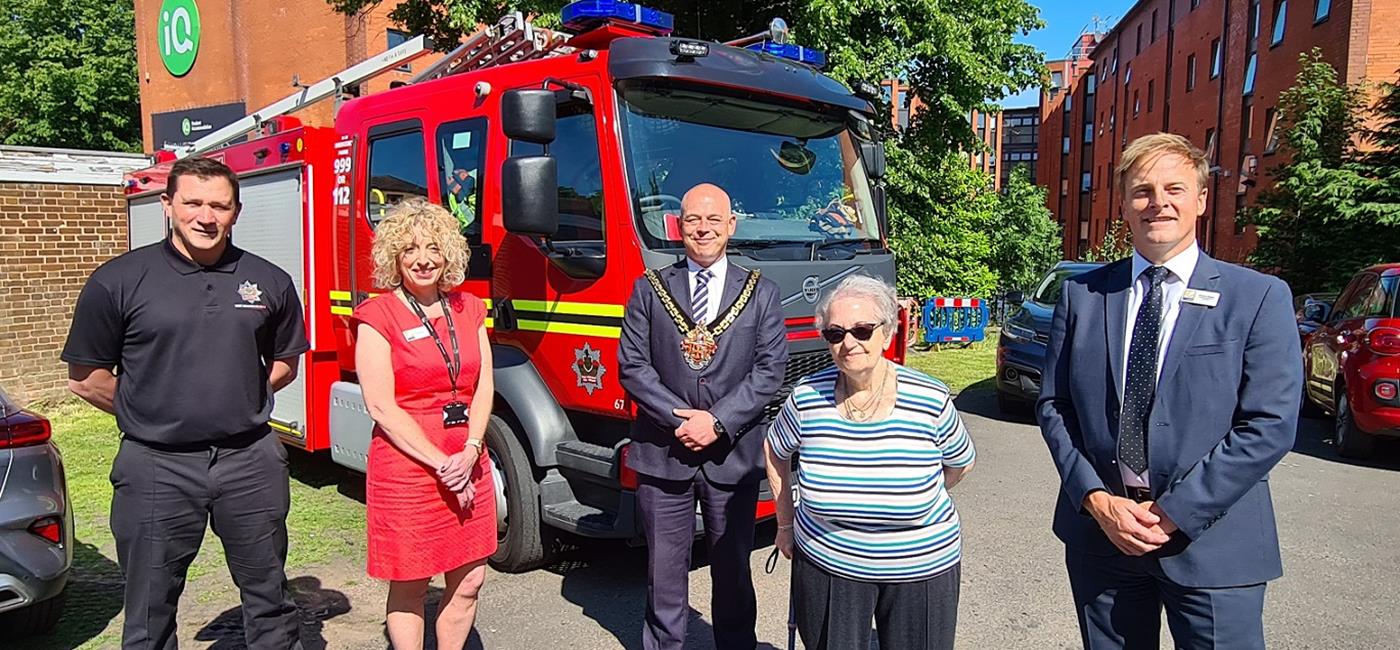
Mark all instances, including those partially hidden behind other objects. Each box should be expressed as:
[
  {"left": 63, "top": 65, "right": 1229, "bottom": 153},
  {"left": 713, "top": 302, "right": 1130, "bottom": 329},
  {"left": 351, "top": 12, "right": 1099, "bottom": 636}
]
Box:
[
  {"left": 438, "top": 445, "right": 480, "bottom": 505},
  {"left": 1084, "top": 491, "right": 1179, "bottom": 556},
  {"left": 672, "top": 408, "right": 719, "bottom": 452}
]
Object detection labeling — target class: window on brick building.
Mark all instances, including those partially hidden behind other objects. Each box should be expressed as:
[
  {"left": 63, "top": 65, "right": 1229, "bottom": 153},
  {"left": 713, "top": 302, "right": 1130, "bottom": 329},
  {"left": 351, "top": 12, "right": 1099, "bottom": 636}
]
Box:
[
  {"left": 1152, "top": 10, "right": 1159, "bottom": 43},
  {"left": 1125, "top": 65, "right": 1132, "bottom": 86},
  {"left": 1263, "top": 108, "right": 1282, "bottom": 154},
  {"left": 1205, "top": 128, "right": 1218, "bottom": 161},
  {"left": 1136, "top": 23, "right": 1143, "bottom": 55},
  {"left": 1210, "top": 39, "right": 1222, "bottom": 78},
  {"left": 1109, "top": 112, "right": 1116, "bottom": 131},
  {"left": 1063, "top": 136, "right": 1071, "bottom": 154},
  {"left": 1085, "top": 123, "right": 1094, "bottom": 143},
  {"left": 1243, "top": 53, "right": 1258, "bottom": 95},
  {"left": 1134, "top": 89, "right": 1141, "bottom": 116},
  {"left": 1112, "top": 47, "right": 1120, "bottom": 74},
  {"left": 387, "top": 30, "right": 414, "bottom": 72},
  {"left": 1052, "top": 70, "right": 1065, "bottom": 89},
  {"left": 1192, "top": 0, "right": 1201, "bottom": 8},
  {"left": 1315, "top": 0, "right": 1331, "bottom": 22},
  {"left": 1087, "top": 74, "right": 1097, "bottom": 95},
  {"left": 1065, "top": 92, "right": 1072, "bottom": 113},
  {"left": 1082, "top": 171, "right": 1092, "bottom": 192},
  {"left": 1061, "top": 178, "right": 1069, "bottom": 196},
  {"left": 1148, "top": 80, "right": 1155, "bottom": 112},
  {"left": 1187, "top": 54, "right": 1197, "bottom": 91},
  {"left": 1249, "top": 1, "right": 1262, "bottom": 41},
  {"left": 1271, "top": 0, "right": 1288, "bottom": 46}
]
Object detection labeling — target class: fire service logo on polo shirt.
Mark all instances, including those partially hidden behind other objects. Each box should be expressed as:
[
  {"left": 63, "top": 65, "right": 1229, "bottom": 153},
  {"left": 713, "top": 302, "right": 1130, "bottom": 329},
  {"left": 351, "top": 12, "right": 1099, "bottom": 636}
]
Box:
[
  {"left": 236, "top": 281, "right": 267, "bottom": 310},
  {"left": 573, "top": 343, "right": 606, "bottom": 396}
]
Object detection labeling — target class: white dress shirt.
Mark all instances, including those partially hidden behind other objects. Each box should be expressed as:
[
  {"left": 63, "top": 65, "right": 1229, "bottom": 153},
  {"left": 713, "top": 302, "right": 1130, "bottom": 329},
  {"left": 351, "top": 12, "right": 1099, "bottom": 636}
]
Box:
[
  {"left": 1119, "top": 245, "right": 1199, "bottom": 489},
  {"left": 686, "top": 256, "right": 729, "bottom": 324}
]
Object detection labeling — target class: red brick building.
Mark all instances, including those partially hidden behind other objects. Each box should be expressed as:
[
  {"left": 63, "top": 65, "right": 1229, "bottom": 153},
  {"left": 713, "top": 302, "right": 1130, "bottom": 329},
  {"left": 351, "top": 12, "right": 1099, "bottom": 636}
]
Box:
[
  {"left": 1039, "top": 0, "right": 1400, "bottom": 262},
  {"left": 133, "top": 0, "right": 444, "bottom": 152}
]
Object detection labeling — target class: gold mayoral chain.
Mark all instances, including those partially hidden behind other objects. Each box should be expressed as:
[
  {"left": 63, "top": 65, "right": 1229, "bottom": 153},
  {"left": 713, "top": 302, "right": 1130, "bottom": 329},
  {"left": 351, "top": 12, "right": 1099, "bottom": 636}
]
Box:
[{"left": 643, "top": 268, "right": 762, "bottom": 370}]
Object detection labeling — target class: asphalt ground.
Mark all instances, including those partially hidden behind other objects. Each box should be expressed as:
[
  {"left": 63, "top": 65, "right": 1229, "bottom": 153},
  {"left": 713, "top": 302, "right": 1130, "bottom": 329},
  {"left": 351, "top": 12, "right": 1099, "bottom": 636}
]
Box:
[{"left": 460, "top": 390, "right": 1400, "bottom": 649}]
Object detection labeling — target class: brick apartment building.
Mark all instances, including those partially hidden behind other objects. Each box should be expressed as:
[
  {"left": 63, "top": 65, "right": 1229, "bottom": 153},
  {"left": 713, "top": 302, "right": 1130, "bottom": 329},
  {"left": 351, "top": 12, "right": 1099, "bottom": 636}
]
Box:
[
  {"left": 881, "top": 81, "right": 1040, "bottom": 191},
  {"left": 133, "top": 0, "right": 445, "bottom": 152},
  {"left": 1040, "top": 0, "right": 1400, "bottom": 262}
]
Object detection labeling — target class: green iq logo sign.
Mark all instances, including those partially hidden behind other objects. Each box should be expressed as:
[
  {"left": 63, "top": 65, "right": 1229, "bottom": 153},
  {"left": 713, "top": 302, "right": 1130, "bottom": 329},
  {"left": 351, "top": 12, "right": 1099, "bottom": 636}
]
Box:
[{"left": 158, "top": 0, "right": 200, "bottom": 77}]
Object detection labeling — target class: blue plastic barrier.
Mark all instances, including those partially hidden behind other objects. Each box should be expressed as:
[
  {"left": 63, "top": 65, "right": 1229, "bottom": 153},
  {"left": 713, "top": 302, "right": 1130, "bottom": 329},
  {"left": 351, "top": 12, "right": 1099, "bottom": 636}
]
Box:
[{"left": 922, "top": 297, "right": 990, "bottom": 344}]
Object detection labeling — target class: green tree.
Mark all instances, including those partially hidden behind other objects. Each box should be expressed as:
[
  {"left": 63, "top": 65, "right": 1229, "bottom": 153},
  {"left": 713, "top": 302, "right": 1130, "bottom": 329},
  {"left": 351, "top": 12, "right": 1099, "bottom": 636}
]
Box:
[
  {"left": 988, "top": 166, "right": 1062, "bottom": 291},
  {"left": 1359, "top": 70, "right": 1400, "bottom": 214},
  {"left": 1080, "top": 218, "right": 1133, "bottom": 263},
  {"left": 885, "top": 148, "right": 999, "bottom": 298},
  {"left": 1248, "top": 50, "right": 1399, "bottom": 293},
  {"left": 0, "top": 0, "right": 140, "bottom": 151}
]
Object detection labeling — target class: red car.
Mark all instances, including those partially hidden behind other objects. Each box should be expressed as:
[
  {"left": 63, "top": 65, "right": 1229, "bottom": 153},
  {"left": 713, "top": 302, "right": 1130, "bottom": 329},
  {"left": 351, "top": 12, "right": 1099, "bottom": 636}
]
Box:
[{"left": 1303, "top": 264, "right": 1400, "bottom": 458}]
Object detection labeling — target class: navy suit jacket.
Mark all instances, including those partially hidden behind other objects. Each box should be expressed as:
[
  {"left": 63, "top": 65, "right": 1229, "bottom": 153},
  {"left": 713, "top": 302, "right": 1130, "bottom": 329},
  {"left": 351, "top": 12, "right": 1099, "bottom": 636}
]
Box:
[
  {"left": 618, "top": 260, "right": 788, "bottom": 485},
  {"left": 1037, "top": 252, "right": 1302, "bottom": 588}
]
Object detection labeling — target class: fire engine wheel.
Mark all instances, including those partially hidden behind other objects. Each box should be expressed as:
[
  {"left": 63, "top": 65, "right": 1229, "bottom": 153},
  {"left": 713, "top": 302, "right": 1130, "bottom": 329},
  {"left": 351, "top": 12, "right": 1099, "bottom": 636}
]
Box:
[{"left": 485, "top": 415, "right": 549, "bottom": 573}]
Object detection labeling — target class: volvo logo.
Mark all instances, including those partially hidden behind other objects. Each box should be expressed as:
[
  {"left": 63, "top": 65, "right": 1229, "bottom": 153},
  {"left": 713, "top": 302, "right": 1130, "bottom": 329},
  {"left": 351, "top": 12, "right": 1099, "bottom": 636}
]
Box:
[{"left": 801, "top": 276, "right": 821, "bottom": 303}]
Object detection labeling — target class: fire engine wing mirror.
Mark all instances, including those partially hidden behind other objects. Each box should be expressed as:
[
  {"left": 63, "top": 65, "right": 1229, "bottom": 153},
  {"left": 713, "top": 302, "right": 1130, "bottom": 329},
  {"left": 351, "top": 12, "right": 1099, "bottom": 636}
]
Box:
[
  {"left": 502, "top": 156, "right": 559, "bottom": 237},
  {"left": 502, "top": 89, "right": 557, "bottom": 144},
  {"left": 860, "top": 140, "right": 887, "bottom": 179}
]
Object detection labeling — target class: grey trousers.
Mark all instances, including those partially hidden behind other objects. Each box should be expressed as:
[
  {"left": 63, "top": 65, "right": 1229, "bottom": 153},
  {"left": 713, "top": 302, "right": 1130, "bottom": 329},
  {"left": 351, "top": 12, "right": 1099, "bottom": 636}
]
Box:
[
  {"left": 110, "top": 433, "right": 302, "bottom": 649},
  {"left": 792, "top": 548, "right": 960, "bottom": 650}
]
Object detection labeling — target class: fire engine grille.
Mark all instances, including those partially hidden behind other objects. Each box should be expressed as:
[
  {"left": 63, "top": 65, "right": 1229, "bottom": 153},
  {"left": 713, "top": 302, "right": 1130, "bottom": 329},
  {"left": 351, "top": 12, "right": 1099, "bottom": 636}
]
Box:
[{"left": 761, "top": 350, "right": 835, "bottom": 421}]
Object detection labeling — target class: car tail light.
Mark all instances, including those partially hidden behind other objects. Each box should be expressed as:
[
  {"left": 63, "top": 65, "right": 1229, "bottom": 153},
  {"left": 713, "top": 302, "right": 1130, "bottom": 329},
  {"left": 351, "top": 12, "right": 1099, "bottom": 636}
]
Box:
[
  {"left": 1, "top": 414, "right": 51, "bottom": 448},
  {"left": 1376, "top": 381, "right": 1398, "bottom": 401},
  {"left": 1366, "top": 327, "right": 1400, "bottom": 356},
  {"left": 28, "top": 515, "right": 62, "bottom": 545},
  {"left": 618, "top": 446, "right": 639, "bottom": 491}
]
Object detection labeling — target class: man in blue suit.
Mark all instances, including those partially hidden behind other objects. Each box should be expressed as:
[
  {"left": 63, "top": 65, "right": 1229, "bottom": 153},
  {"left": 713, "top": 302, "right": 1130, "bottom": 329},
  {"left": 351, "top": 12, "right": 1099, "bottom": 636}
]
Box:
[{"left": 1038, "top": 133, "right": 1302, "bottom": 649}]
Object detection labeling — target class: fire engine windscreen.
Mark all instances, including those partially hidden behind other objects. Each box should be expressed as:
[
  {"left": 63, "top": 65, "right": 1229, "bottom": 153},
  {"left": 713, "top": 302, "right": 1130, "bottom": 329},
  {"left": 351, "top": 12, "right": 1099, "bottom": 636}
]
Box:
[{"left": 618, "top": 83, "right": 880, "bottom": 250}]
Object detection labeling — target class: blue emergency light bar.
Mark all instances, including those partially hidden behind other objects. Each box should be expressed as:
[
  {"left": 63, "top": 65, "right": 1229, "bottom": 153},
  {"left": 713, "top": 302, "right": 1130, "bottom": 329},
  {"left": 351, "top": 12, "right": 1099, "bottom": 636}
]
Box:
[
  {"left": 746, "top": 41, "right": 827, "bottom": 68},
  {"left": 561, "top": 0, "right": 674, "bottom": 35}
]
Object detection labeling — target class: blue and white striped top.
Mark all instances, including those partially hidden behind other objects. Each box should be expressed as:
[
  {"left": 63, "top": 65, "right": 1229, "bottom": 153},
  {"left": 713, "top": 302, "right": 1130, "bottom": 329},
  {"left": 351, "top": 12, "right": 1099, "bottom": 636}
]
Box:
[{"left": 767, "top": 364, "right": 975, "bottom": 582}]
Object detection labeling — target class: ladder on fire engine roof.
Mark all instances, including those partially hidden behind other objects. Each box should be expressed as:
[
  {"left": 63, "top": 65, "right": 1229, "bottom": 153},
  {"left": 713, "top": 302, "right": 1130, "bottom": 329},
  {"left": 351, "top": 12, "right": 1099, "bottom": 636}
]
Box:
[
  {"left": 409, "top": 12, "right": 573, "bottom": 83},
  {"left": 171, "top": 12, "right": 570, "bottom": 159},
  {"left": 172, "top": 34, "right": 434, "bottom": 158}
]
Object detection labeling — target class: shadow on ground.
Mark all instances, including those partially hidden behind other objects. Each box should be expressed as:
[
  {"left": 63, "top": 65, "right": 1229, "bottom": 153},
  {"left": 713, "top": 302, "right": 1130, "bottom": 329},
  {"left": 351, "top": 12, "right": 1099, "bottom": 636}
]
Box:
[
  {"left": 17, "top": 540, "right": 125, "bottom": 650},
  {"left": 194, "top": 576, "right": 354, "bottom": 649},
  {"left": 1289, "top": 412, "right": 1400, "bottom": 470},
  {"left": 952, "top": 378, "right": 1035, "bottom": 425},
  {"left": 553, "top": 528, "right": 782, "bottom": 650}
]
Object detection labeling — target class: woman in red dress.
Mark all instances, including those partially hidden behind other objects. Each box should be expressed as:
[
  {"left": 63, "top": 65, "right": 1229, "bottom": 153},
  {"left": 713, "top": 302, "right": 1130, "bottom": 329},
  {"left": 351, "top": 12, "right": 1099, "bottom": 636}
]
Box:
[{"left": 352, "top": 198, "right": 497, "bottom": 649}]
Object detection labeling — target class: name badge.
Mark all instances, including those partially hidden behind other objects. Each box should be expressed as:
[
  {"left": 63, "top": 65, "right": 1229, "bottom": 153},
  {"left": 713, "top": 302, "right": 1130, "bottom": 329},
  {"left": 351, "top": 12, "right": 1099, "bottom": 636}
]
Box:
[
  {"left": 402, "top": 325, "right": 431, "bottom": 342},
  {"left": 1182, "top": 289, "right": 1221, "bottom": 307}
]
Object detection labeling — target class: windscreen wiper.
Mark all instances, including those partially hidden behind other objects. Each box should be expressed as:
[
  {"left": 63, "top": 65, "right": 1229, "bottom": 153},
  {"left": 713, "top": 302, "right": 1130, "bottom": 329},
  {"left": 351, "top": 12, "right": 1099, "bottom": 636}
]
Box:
[{"left": 809, "top": 238, "right": 883, "bottom": 260}]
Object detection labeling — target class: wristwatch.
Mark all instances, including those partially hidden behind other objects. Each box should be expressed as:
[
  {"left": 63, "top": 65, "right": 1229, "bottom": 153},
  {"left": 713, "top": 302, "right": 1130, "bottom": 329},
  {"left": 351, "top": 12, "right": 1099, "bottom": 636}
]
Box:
[
  {"left": 465, "top": 438, "right": 485, "bottom": 452},
  {"left": 712, "top": 419, "right": 727, "bottom": 437}
]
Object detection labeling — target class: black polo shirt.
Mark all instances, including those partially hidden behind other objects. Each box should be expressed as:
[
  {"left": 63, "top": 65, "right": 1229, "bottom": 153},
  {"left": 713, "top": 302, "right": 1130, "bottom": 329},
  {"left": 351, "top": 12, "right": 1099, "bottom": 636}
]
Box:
[{"left": 62, "top": 240, "right": 309, "bottom": 446}]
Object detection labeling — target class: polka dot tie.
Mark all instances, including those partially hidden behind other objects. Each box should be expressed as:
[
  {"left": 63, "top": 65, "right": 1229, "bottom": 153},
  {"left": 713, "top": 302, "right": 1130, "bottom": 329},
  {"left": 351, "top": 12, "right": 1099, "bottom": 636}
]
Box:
[
  {"left": 692, "top": 268, "right": 711, "bottom": 323},
  {"left": 1119, "top": 265, "right": 1168, "bottom": 476}
]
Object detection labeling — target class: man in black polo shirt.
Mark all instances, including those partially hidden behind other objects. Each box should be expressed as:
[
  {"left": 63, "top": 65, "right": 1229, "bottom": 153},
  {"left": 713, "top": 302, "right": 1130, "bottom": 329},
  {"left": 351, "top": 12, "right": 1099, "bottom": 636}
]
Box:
[{"left": 63, "top": 157, "right": 308, "bottom": 649}]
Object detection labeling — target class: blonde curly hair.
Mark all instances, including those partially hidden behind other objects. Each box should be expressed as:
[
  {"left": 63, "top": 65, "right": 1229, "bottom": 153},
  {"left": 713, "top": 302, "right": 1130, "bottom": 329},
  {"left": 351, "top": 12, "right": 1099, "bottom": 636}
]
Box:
[{"left": 370, "top": 197, "right": 470, "bottom": 290}]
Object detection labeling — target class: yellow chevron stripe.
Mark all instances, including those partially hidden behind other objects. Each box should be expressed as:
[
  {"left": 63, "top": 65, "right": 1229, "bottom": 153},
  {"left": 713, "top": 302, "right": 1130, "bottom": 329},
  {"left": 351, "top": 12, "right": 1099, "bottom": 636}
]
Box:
[
  {"left": 329, "top": 290, "right": 352, "bottom": 301},
  {"left": 516, "top": 319, "right": 621, "bottom": 338},
  {"left": 512, "top": 299, "right": 624, "bottom": 318},
  {"left": 330, "top": 306, "right": 353, "bottom": 316}
]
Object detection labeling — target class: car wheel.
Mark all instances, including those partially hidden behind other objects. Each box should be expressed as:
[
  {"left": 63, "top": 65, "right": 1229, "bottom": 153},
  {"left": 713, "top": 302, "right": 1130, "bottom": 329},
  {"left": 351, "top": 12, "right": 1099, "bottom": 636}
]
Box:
[
  {"left": 1300, "top": 383, "right": 1325, "bottom": 418},
  {"left": 0, "top": 591, "right": 66, "bottom": 638},
  {"left": 485, "top": 414, "right": 550, "bottom": 573},
  {"left": 1334, "top": 392, "right": 1376, "bottom": 459}
]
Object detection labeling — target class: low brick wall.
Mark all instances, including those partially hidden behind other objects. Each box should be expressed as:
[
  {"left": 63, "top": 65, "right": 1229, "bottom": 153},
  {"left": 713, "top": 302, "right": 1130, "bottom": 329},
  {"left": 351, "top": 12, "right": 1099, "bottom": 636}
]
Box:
[{"left": 0, "top": 146, "right": 146, "bottom": 405}]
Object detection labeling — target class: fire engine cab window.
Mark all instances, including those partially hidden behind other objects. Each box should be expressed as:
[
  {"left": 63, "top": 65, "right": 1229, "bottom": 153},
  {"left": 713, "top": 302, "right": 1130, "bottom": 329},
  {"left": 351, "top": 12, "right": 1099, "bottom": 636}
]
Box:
[
  {"left": 435, "top": 118, "right": 488, "bottom": 241},
  {"left": 511, "top": 102, "right": 605, "bottom": 241},
  {"left": 366, "top": 129, "right": 428, "bottom": 228}
]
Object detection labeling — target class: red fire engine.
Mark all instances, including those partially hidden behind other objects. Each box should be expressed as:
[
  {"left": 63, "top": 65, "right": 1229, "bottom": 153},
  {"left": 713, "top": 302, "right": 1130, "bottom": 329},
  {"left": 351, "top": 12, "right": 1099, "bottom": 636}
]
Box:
[{"left": 123, "top": 1, "right": 904, "bottom": 572}]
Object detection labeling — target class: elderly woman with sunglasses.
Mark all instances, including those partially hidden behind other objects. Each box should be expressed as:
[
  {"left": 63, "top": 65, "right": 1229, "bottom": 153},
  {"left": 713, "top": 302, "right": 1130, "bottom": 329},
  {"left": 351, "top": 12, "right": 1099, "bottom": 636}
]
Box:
[{"left": 765, "top": 274, "right": 975, "bottom": 650}]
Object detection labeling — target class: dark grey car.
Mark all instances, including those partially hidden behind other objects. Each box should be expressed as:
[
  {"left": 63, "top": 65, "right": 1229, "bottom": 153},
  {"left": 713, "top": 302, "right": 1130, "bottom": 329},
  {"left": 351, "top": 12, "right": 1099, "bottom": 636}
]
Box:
[{"left": 0, "top": 387, "right": 72, "bottom": 637}]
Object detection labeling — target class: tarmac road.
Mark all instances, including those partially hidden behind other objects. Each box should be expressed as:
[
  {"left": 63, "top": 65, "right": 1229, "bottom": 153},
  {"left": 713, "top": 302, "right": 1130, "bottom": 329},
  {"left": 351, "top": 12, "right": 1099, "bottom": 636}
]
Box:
[{"left": 467, "top": 389, "right": 1400, "bottom": 649}]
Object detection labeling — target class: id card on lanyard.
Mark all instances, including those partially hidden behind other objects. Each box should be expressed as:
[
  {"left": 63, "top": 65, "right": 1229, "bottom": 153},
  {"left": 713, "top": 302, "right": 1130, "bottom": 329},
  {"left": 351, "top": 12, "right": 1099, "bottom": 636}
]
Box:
[{"left": 402, "top": 288, "right": 469, "bottom": 427}]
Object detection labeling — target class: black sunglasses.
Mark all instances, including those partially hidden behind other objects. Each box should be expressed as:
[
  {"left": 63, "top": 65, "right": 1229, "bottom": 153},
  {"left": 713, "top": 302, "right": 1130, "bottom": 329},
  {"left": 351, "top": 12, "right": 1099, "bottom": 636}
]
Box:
[{"left": 820, "top": 322, "right": 884, "bottom": 344}]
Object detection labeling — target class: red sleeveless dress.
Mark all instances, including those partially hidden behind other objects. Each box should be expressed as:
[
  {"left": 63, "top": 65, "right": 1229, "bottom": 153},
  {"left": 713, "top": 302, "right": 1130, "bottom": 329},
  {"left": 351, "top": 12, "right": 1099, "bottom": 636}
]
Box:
[{"left": 351, "top": 291, "right": 498, "bottom": 581}]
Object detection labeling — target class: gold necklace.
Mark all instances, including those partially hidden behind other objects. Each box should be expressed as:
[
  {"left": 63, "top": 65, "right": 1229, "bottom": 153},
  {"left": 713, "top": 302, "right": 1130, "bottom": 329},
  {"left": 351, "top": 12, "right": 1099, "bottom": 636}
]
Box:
[{"left": 841, "top": 362, "right": 889, "bottom": 422}]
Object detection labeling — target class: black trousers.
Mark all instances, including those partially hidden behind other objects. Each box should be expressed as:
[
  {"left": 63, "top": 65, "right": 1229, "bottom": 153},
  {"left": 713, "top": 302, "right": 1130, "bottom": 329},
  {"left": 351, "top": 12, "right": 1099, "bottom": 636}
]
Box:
[
  {"left": 791, "top": 549, "right": 960, "bottom": 650},
  {"left": 636, "top": 472, "right": 760, "bottom": 650},
  {"left": 110, "top": 433, "right": 302, "bottom": 649}
]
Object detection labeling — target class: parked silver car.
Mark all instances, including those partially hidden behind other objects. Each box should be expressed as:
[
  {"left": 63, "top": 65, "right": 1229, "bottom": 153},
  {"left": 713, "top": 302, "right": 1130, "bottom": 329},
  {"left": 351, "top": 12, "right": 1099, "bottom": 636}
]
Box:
[{"left": 0, "top": 387, "right": 72, "bottom": 637}]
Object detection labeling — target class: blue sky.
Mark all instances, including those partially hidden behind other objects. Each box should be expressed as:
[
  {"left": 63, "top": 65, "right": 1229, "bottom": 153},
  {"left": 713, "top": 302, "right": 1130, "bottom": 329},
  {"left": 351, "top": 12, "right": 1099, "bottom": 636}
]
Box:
[{"left": 1001, "top": 0, "right": 1138, "bottom": 108}]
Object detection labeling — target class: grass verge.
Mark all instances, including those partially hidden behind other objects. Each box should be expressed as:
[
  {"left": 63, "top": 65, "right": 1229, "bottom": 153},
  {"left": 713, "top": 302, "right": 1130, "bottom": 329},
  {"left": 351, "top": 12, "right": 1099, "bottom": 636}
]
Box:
[{"left": 903, "top": 327, "right": 999, "bottom": 394}]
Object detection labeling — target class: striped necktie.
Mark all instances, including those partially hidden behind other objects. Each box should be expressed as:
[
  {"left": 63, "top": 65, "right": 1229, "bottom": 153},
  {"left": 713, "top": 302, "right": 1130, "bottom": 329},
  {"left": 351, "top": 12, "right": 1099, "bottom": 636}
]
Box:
[{"left": 692, "top": 268, "right": 711, "bottom": 323}]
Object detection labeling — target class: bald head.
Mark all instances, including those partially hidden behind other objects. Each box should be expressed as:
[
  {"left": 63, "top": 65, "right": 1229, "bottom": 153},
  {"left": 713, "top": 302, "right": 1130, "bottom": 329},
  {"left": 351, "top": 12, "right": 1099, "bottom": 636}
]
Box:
[{"left": 679, "top": 183, "right": 736, "bottom": 267}]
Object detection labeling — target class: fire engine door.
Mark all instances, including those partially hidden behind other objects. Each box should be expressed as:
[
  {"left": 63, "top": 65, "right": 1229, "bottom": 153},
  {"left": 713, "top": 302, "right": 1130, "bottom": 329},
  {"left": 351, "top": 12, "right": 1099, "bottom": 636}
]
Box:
[{"left": 128, "top": 194, "right": 166, "bottom": 249}]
